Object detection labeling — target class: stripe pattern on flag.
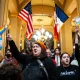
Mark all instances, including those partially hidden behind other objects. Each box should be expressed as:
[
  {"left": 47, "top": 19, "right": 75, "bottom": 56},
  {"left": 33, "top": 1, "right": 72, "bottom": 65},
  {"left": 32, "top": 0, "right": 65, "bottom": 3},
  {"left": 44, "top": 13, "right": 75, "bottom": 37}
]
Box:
[
  {"left": 18, "top": 2, "right": 34, "bottom": 40},
  {"left": 55, "top": 4, "right": 69, "bottom": 32},
  {"left": 54, "top": 24, "right": 59, "bottom": 41}
]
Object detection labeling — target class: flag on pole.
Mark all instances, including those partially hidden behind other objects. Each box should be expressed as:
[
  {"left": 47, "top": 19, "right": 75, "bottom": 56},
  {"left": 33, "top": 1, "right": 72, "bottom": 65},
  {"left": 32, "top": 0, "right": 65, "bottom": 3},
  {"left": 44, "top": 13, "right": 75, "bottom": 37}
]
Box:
[
  {"left": 0, "top": 37, "right": 2, "bottom": 49},
  {"left": 54, "top": 24, "right": 59, "bottom": 41},
  {"left": 54, "top": 4, "right": 69, "bottom": 41},
  {"left": 18, "top": 1, "right": 34, "bottom": 40},
  {"left": 0, "top": 25, "right": 7, "bottom": 35},
  {"left": 55, "top": 4, "right": 69, "bottom": 32}
]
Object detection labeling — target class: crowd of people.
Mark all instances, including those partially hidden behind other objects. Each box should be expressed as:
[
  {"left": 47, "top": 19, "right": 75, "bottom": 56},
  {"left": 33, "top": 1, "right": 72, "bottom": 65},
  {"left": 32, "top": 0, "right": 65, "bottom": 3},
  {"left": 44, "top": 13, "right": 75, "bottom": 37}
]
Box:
[{"left": 0, "top": 28, "right": 80, "bottom": 80}]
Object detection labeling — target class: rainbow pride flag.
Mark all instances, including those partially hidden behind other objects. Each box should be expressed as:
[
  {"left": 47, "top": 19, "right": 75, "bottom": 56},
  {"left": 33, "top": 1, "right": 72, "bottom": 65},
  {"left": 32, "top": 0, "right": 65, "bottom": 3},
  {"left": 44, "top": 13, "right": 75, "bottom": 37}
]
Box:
[
  {"left": 0, "top": 25, "right": 7, "bottom": 35},
  {"left": 0, "top": 37, "right": 2, "bottom": 49}
]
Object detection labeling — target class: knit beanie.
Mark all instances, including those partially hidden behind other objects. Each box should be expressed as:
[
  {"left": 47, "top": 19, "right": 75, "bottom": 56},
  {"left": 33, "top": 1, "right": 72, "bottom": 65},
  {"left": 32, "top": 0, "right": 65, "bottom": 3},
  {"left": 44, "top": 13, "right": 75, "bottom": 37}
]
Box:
[{"left": 35, "top": 41, "right": 46, "bottom": 51}]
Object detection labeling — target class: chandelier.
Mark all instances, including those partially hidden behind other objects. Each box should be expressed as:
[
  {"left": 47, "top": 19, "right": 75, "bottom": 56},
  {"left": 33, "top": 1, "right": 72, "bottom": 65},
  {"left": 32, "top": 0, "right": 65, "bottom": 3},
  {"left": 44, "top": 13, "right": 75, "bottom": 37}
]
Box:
[{"left": 32, "top": 28, "right": 53, "bottom": 42}]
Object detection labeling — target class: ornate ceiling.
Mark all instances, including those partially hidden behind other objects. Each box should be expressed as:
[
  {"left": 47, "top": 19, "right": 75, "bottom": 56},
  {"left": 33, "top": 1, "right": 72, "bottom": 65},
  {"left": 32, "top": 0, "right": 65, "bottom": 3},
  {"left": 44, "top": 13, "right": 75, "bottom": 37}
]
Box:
[{"left": 8, "top": 0, "right": 77, "bottom": 32}]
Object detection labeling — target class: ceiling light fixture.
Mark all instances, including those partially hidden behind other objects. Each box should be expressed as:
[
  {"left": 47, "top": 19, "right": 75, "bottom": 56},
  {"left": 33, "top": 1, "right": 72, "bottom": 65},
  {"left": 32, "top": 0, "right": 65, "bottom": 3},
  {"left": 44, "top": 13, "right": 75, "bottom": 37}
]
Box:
[{"left": 32, "top": 28, "right": 53, "bottom": 42}]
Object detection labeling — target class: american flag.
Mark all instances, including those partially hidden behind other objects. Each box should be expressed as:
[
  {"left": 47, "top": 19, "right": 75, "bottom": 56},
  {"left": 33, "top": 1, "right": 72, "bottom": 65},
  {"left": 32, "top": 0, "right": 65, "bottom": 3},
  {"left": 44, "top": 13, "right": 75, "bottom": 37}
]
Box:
[{"left": 18, "top": 1, "right": 34, "bottom": 40}]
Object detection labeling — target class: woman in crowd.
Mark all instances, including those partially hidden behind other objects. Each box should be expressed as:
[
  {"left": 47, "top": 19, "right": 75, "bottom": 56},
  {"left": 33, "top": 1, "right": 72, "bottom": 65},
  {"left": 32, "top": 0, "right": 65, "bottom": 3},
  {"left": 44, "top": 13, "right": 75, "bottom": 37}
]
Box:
[
  {"left": 3, "top": 49, "right": 19, "bottom": 66},
  {"left": 57, "top": 28, "right": 80, "bottom": 80},
  {"left": 6, "top": 34, "right": 58, "bottom": 80},
  {"left": 57, "top": 52, "right": 80, "bottom": 80}
]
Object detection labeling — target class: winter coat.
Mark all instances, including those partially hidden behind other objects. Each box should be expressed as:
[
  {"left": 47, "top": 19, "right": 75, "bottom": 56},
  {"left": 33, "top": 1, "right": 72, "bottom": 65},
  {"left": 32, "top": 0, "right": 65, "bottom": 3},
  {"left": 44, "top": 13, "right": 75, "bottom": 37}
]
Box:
[{"left": 9, "top": 40, "right": 58, "bottom": 80}]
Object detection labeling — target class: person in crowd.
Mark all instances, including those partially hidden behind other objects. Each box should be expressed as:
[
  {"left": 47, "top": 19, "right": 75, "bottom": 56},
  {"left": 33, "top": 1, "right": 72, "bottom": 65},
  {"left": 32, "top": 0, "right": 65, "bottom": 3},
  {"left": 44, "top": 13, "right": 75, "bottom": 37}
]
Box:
[
  {"left": 53, "top": 48, "right": 61, "bottom": 66},
  {"left": 57, "top": 28, "right": 80, "bottom": 80},
  {"left": 46, "top": 48, "right": 56, "bottom": 65},
  {"left": 0, "top": 64, "right": 23, "bottom": 80},
  {"left": 6, "top": 34, "right": 58, "bottom": 80},
  {"left": 57, "top": 52, "right": 80, "bottom": 80},
  {"left": 3, "top": 49, "right": 19, "bottom": 66},
  {"left": 0, "top": 51, "right": 4, "bottom": 67},
  {"left": 46, "top": 49, "right": 52, "bottom": 57},
  {"left": 75, "top": 27, "right": 80, "bottom": 66}
]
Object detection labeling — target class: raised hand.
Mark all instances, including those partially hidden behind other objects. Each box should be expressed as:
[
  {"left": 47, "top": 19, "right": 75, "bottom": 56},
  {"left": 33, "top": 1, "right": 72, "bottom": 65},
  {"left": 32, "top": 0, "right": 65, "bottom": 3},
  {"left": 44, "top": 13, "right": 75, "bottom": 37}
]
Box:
[{"left": 75, "top": 26, "right": 79, "bottom": 44}]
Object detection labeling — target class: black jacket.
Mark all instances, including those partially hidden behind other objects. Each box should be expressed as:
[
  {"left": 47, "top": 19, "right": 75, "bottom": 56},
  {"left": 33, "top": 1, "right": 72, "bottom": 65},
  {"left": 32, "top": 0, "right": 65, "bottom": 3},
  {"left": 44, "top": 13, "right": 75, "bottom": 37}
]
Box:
[
  {"left": 75, "top": 44, "right": 80, "bottom": 66},
  {"left": 9, "top": 40, "right": 58, "bottom": 80},
  {"left": 56, "top": 44, "right": 80, "bottom": 80}
]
